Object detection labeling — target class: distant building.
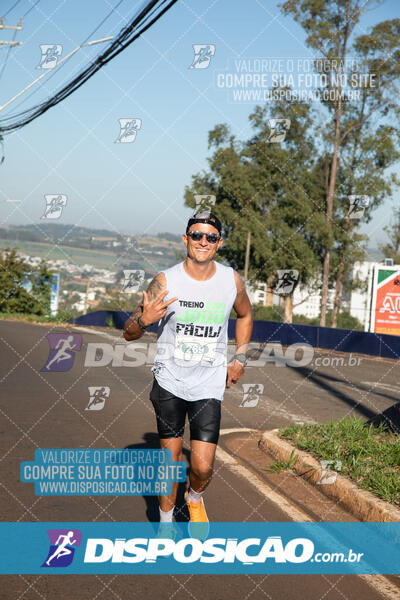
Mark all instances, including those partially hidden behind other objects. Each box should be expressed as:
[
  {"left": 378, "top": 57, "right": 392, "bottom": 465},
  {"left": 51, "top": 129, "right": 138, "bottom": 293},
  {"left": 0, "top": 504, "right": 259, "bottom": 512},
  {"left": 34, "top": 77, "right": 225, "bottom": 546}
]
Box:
[
  {"left": 292, "top": 282, "right": 334, "bottom": 320},
  {"left": 349, "top": 262, "right": 375, "bottom": 330},
  {"left": 246, "top": 281, "right": 266, "bottom": 305},
  {"left": 246, "top": 278, "right": 333, "bottom": 320},
  {"left": 246, "top": 282, "right": 277, "bottom": 307}
]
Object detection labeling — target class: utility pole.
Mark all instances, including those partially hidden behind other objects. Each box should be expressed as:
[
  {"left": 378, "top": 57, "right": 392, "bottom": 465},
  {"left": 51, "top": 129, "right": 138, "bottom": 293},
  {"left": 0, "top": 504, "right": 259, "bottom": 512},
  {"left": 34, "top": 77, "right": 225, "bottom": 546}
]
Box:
[
  {"left": 244, "top": 230, "right": 251, "bottom": 286},
  {"left": 0, "top": 18, "right": 23, "bottom": 47},
  {"left": 0, "top": 40, "right": 21, "bottom": 46},
  {"left": 0, "top": 18, "right": 23, "bottom": 30}
]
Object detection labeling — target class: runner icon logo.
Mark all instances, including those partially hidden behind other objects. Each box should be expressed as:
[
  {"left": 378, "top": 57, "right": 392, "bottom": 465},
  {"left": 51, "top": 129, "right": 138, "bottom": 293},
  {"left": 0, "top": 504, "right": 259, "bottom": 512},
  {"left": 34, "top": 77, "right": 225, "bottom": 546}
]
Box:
[
  {"left": 86, "top": 386, "right": 110, "bottom": 411},
  {"left": 267, "top": 118, "right": 291, "bottom": 143},
  {"left": 115, "top": 118, "right": 142, "bottom": 143},
  {"left": 41, "top": 194, "right": 67, "bottom": 220},
  {"left": 37, "top": 44, "right": 62, "bottom": 69},
  {"left": 317, "top": 460, "right": 342, "bottom": 485},
  {"left": 348, "top": 195, "right": 370, "bottom": 219},
  {"left": 239, "top": 383, "right": 264, "bottom": 407},
  {"left": 274, "top": 270, "right": 299, "bottom": 295},
  {"left": 42, "top": 529, "right": 82, "bottom": 568},
  {"left": 194, "top": 194, "right": 216, "bottom": 213},
  {"left": 41, "top": 333, "right": 82, "bottom": 372},
  {"left": 189, "top": 44, "right": 216, "bottom": 69},
  {"left": 121, "top": 270, "right": 145, "bottom": 293}
]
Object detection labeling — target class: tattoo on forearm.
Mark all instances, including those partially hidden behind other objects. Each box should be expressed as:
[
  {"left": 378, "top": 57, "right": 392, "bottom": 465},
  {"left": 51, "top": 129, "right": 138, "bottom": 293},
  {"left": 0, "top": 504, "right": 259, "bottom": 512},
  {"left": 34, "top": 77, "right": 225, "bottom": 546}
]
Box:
[
  {"left": 147, "top": 275, "right": 163, "bottom": 301},
  {"left": 124, "top": 274, "right": 163, "bottom": 337}
]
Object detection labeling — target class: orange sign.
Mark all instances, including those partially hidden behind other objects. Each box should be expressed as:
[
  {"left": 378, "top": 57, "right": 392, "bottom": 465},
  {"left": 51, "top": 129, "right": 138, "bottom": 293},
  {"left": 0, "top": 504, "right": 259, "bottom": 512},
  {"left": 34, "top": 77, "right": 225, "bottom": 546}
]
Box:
[{"left": 372, "top": 268, "right": 400, "bottom": 336}]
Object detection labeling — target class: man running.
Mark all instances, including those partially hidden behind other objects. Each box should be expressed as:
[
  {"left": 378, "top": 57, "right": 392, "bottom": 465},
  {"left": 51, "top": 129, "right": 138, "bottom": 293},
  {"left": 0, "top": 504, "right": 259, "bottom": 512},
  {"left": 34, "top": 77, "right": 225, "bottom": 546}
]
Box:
[
  {"left": 45, "top": 531, "right": 77, "bottom": 566},
  {"left": 123, "top": 211, "right": 253, "bottom": 528},
  {"left": 44, "top": 335, "right": 76, "bottom": 371}
]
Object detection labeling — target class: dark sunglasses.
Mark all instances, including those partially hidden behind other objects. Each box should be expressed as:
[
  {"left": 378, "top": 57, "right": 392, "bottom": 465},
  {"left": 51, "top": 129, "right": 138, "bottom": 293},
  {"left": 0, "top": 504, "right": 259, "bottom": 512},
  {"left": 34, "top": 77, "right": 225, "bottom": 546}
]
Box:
[{"left": 187, "top": 231, "right": 221, "bottom": 244}]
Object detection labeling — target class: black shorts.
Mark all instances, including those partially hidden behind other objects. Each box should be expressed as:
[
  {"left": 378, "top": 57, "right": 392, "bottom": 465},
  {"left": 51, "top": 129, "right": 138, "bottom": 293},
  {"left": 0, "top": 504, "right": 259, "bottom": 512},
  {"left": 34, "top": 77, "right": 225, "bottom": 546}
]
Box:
[{"left": 149, "top": 378, "right": 221, "bottom": 444}]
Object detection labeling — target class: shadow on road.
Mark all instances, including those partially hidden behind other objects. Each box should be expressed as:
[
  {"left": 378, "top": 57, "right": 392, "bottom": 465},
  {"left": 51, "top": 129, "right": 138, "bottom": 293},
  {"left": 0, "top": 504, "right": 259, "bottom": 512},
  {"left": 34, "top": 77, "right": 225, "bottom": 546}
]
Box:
[
  {"left": 291, "top": 366, "right": 399, "bottom": 421},
  {"left": 125, "top": 432, "right": 190, "bottom": 523}
]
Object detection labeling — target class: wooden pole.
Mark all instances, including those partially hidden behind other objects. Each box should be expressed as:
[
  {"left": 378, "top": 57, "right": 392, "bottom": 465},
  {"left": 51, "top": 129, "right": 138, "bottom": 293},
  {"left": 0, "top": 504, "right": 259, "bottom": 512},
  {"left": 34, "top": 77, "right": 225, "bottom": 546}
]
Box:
[{"left": 244, "top": 231, "right": 251, "bottom": 285}]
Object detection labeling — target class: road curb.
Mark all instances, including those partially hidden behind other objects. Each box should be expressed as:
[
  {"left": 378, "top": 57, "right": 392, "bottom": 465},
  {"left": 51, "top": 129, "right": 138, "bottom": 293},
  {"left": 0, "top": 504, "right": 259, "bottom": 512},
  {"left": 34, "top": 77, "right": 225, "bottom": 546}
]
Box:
[{"left": 259, "top": 429, "right": 400, "bottom": 523}]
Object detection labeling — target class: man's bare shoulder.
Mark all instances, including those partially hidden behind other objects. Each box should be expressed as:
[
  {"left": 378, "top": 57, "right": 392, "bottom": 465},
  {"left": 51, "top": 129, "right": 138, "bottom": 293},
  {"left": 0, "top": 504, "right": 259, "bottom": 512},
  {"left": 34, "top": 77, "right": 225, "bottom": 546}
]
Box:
[{"left": 233, "top": 270, "right": 246, "bottom": 295}]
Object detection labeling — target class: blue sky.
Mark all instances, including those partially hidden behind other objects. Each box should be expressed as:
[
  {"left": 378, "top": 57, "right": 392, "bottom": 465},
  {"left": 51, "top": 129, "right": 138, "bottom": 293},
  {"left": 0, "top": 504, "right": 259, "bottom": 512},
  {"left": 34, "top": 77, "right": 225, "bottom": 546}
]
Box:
[{"left": 0, "top": 0, "right": 398, "bottom": 245}]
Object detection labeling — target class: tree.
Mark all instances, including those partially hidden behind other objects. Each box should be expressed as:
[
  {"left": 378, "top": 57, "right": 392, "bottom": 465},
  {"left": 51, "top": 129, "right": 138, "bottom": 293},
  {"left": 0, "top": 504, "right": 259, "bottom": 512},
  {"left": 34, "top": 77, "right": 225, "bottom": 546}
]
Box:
[
  {"left": 379, "top": 207, "right": 400, "bottom": 264},
  {"left": 281, "top": 1, "right": 400, "bottom": 326},
  {"left": 184, "top": 95, "right": 326, "bottom": 323},
  {"left": 0, "top": 248, "right": 52, "bottom": 315},
  {"left": 329, "top": 18, "right": 400, "bottom": 326}
]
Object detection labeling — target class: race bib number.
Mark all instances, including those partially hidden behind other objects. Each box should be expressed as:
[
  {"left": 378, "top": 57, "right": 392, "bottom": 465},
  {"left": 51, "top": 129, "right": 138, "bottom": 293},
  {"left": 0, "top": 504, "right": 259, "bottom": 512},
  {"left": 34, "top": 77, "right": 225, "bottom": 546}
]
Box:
[{"left": 174, "top": 335, "right": 217, "bottom": 363}]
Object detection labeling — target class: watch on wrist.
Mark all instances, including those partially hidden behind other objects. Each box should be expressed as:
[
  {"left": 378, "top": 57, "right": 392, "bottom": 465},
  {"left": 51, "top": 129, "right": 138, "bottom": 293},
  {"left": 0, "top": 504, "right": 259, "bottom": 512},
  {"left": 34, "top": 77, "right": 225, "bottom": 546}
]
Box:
[
  {"left": 232, "top": 353, "right": 247, "bottom": 367},
  {"left": 137, "top": 315, "right": 150, "bottom": 330}
]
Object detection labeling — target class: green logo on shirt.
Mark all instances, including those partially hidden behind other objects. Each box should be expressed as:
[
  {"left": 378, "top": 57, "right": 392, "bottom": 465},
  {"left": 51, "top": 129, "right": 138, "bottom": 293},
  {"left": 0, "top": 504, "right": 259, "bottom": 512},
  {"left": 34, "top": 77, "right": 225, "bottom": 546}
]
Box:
[{"left": 176, "top": 300, "right": 227, "bottom": 326}]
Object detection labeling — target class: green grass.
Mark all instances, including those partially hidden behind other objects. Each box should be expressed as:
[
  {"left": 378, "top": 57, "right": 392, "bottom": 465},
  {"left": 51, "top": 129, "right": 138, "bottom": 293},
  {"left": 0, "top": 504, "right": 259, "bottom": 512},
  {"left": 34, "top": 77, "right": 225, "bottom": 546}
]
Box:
[
  {"left": 105, "top": 314, "right": 115, "bottom": 328},
  {"left": 265, "top": 449, "right": 299, "bottom": 473},
  {"left": 280, "top": 417, "right": 400, "bottom": 505}
]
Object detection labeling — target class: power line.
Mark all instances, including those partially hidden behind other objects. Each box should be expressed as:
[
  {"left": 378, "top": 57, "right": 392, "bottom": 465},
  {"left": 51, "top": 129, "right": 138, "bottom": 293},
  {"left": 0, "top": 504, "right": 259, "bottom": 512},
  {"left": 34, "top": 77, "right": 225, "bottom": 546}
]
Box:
[
  {"left": 21, "top": 0, "right": 40, "bottom": 20},
  {"left": 83, "top": 0, "right": 127, "bottom": 44},
  {"left": 0, "top": 0, "right": 178, "bottom": 134},
  {"left": 3, "top": 0, "right": 129, "bottom": 114},
  {"left": 2, "top": 0, "right": 23, "bottom": 20},
  {"left": 0, "top": 1, "right": 24, "bottom": 87},
  {"left": 2, "top": 0, "right": 40, "bottom": 20},
  {"left": 0, "top": 0, "right": 41, "bottom": 86},
  {"left": 0, "top": 28, "right": 18, "bottom": 84}
]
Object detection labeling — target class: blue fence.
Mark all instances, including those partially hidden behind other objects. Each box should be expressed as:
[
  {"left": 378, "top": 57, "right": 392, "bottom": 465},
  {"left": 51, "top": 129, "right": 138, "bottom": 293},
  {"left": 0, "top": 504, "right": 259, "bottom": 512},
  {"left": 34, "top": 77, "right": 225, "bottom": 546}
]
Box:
[{"left": 70, "top": 311, "right": 400, "bottom": 360}]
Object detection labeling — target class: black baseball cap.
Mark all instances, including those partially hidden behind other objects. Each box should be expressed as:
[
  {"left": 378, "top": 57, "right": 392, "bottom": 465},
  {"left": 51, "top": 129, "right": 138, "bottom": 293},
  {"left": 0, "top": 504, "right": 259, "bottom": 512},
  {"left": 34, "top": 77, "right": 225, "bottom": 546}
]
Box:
[{"left": 186, "top": 210, "right": 222, "bottom": 235}]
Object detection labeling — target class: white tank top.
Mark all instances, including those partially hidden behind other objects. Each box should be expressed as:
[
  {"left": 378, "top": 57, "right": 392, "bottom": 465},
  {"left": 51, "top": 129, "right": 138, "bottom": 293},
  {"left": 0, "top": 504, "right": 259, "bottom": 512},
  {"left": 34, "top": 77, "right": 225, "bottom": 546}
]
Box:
[{"left": 151, "top": 261, "right": 237, "bottom": 401}]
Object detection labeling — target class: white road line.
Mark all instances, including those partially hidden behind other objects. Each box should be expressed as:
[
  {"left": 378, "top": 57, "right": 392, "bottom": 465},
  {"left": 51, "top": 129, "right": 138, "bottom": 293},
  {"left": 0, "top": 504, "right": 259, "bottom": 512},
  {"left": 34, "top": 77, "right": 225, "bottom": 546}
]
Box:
[
  {"left": 362, "top": 381, "right": 400, "bottom": 394},
  {"left": 72, "top": 326, "right": 124, "bottom": 342},
  {"left": 216, "top": 429, "right": 400, "bottom": 600},
  {"left": 220, "top": 428, "right": 257, "bottom": 435}
]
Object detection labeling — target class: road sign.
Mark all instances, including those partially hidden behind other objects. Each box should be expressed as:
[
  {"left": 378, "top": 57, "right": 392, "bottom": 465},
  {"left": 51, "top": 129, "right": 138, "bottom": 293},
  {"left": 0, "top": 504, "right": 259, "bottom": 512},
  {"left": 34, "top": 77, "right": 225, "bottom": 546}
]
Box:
[{"left": 370, "top": 266, "right": 400, "bottom": 336}]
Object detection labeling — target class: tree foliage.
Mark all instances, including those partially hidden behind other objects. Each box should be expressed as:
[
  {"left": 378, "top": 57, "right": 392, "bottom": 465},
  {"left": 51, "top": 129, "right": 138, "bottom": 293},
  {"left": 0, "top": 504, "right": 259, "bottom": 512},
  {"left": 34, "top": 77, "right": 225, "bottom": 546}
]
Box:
[
  {"left": 379, "top": 207, "right": 400, "bottom": 264},
  {"left": 185, "top": 3, "right": 399, "bottom": 328},
  {"left": 0, "top": 248, "right": 53, "bottom": 315},
  {"left": 280, "top": 1, "right": 400, "bottom": 326},
  {"left": 184, "top": 96, "right": 326, "bottom": 322}
]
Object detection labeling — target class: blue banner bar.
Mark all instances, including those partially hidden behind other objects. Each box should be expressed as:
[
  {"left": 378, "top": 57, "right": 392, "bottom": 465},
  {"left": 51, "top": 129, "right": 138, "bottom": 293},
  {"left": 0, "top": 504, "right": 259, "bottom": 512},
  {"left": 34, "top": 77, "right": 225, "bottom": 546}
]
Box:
[
  {"left": 1, "top": 522, "right": 400, "bottom": 574},
  {"left": 20, "top": 449, "right": 186, "bottom": 496}
]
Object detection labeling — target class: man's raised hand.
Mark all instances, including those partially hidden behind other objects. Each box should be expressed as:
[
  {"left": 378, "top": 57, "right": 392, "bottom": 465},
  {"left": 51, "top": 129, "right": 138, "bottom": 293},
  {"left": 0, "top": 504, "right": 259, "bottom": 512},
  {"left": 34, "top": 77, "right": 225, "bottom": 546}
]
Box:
[{"left": 140, "top": 290, "right": 178, "bottom": 326}]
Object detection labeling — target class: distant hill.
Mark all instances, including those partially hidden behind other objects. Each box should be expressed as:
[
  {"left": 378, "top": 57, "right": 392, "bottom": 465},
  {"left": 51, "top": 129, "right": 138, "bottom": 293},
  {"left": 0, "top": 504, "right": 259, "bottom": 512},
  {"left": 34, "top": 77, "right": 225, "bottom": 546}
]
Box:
[
  {"left": 0, "top": 224, "right": 183, "bottom": 272},
  {"left": 156, "top": 231, "right": 182, "bottom": 243},
  {"left": 7, "top": 223, "right": 120, "bottom": 240},
  {"left": 3, "top": 224, "right": 183, "bottom": 244}
]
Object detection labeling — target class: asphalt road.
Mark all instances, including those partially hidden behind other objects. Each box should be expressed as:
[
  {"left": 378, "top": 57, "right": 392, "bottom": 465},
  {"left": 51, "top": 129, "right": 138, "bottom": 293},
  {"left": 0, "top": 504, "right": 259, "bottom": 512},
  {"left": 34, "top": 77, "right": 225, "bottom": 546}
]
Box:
[{"left": 1, "top": 319, "right": 399, "bottom": 600}]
